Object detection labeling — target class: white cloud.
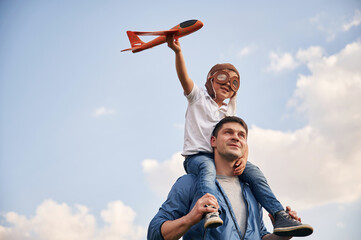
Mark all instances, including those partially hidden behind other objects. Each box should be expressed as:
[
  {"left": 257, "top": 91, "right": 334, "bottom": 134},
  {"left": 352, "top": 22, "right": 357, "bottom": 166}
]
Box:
[
  {"left": 98, "top": 201, "right": 145, "bottom": 240},
  {"left": 336, "top": 222, "right": 345, "bottom": 228},
  {"left": 342, "top": 9, "right": 361, "bottom": 31},
  {"left": 248, "top": 125, "right": 361, "bottom": 210},
  {"left": 251, "top": 40, "right": 361, "bottom": 209},
  {"left": 309, "top": 13, "right": 337, "bottom": 42},
  {"left": 142, "top": 152, "right": 185, "bottom": 198},
  {"left": 0, "top": 200, "right": 146, "bottom": 240},
  {"left": 238, "top": 45, "right": 257, "bottom": 57},
  {"left": 267, "top": 51, "right": 299, "bottom": 72},
  {"left": 291, "top": 41, "right": 361, "bottom": 152},
  {"left": 310, "top": 10, "right": 361, "bottom": 42},
  {"left": 93, "top": 107, "right": 115, "bottom": 117},
  {"left": 296, "top": 46, "right": 325, "bottom": 64}
]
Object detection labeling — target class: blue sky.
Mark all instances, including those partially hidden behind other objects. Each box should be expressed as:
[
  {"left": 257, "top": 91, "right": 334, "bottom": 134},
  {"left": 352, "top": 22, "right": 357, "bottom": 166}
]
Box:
[{"left": 1, "top": 0, "right": 360, "bottom": 239}]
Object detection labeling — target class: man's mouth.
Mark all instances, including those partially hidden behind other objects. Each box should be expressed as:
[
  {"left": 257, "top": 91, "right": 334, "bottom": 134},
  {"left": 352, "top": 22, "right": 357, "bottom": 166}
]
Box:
[{"left": 228, "top": 143, "right": 241, "bottom": 148}]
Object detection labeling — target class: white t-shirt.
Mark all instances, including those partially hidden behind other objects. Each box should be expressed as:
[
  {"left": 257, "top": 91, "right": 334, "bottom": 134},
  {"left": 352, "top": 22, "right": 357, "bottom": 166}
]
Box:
[{"left": 182, "top": 84, "right": 236, "bottom": 156}]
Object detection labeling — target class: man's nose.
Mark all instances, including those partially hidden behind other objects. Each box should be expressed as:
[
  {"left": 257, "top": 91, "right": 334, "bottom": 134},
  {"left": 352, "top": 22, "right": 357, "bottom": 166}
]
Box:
[{"left": 231, "top": 134, "right": 240, "bottom": 141}]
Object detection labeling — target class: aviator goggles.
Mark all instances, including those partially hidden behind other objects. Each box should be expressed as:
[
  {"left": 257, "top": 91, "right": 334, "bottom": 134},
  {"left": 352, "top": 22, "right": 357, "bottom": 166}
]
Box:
[{"left": 208, "top": 70, "right": 240, "bottom": 92}]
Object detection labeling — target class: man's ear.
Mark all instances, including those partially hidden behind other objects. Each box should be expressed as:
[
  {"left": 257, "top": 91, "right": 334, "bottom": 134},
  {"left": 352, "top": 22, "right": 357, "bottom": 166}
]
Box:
[{"left": 210, "top": 136, "right": 216, "bottom": 148}]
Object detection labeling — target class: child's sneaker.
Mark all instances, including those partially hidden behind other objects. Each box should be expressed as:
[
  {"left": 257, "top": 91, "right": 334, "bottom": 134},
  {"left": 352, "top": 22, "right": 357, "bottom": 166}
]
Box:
[
  {"left": 204, "top": 207, "right": 223, "bottom": 229},
  {"left": 273, "top": 210, "right": 313, "bottom": 237}
]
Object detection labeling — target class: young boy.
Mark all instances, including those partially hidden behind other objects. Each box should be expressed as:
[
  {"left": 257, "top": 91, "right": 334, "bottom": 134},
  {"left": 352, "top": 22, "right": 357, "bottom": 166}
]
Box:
[{"left": 166, "top": 35, "right": 313, "bottom": 237}]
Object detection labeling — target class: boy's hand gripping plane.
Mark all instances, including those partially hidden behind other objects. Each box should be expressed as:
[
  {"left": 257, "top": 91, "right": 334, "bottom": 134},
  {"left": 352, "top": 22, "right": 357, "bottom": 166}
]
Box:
[{"left": 121, "top": 19, "right": 203, "bottom": 53}]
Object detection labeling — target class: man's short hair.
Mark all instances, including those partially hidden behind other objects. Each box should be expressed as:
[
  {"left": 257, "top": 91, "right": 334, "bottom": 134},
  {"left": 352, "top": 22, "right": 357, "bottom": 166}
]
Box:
[{"left": 212, "top": 116, "right": 248, "bottom": 137}]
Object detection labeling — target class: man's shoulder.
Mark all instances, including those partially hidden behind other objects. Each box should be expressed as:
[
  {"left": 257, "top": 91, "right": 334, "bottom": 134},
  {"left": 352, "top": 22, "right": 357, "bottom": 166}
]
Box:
[
  {"left": 174, "top": 173, "right": 198, "bottom": 186},
  {"left": 167, "top": 174, "right": 199, "bottom": 200}
]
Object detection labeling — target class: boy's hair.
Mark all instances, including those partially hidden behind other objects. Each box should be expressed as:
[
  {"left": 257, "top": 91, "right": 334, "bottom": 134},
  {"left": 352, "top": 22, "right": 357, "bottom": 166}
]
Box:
[
  {"left": 205, "top": 63, "right": 240, "bottom": 99},
  {"left": 212, "top": 116, "right": 248, "bottom": 138}
]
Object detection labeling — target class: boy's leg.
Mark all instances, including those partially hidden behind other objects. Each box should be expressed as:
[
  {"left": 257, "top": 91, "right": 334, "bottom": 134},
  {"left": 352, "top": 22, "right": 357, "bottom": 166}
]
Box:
[
  {"left": 239, "top": 161, "right": 283, "bottom": 215},
  {"left": 184, "top": 153, "right": 218, "bottom": 197},
  {"left": 184, "top": 153, "right": 223, "bottom": 228},
  {"left": 240, "top": 162, "right": 313, "bottom": 237}
]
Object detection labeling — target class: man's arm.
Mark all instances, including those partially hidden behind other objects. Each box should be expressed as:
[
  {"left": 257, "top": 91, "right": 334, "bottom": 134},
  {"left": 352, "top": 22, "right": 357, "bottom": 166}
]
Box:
[
  {"left": 161, "top": 193, "right": 220, "bottom": 240},
  {"left": 166, "top": 35, "right": 194, "bottom": 95},
  {"left": 148, "top": 175, "right": 220, "bottom": 240}
]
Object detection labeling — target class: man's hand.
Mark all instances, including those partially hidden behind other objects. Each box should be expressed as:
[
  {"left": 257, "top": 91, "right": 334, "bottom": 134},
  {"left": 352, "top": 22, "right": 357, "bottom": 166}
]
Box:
[
  {"left": 233, "top": 144, "right": 248, "bottom": 176},
  {"left": 185, "top": 193, "right": 220, "bottom": 225},
  {"left": 268, "top": 206, "right": 301, "bottom": 225},
  {"left": 161, "top": 193, "right": 220, "bottom": 240}
]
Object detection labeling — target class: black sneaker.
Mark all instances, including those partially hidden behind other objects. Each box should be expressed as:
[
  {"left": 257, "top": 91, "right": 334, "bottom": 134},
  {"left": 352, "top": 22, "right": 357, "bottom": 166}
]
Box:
[{"left": 273, "top": 210, "right": 313, "bottom": 237}]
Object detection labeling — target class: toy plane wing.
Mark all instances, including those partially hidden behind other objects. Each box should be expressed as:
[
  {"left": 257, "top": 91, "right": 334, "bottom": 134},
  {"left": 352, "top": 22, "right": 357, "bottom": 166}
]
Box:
[
  {"left": 121, "top": 19, "right": 203, "bottom": 53},
  {"left": 132, "top": 29, "right": 179, "bottom": 36}
]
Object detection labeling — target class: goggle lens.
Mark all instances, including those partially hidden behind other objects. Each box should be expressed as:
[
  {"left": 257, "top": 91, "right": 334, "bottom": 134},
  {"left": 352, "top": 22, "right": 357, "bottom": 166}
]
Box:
[
  {"left": 216, "top": 73, "right": 228, "bottom": 82},
  {"left": 232, "top": 79, "right": 238, "bottom": 89}
]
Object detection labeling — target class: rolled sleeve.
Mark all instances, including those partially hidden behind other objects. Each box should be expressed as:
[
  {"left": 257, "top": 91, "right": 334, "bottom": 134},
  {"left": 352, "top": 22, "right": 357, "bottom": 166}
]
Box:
[
  {"left": 147, "top": 213, "right": 167, "bottom": 240},
  {"left": 147, "top": 175, "right": 196, "bottom": 240}
]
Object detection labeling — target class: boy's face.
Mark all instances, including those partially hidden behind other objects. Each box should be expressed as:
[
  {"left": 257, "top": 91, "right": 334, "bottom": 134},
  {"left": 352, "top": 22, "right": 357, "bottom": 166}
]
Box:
[{"left": 212, "top": 69, "right": 239, "bottom": 101}]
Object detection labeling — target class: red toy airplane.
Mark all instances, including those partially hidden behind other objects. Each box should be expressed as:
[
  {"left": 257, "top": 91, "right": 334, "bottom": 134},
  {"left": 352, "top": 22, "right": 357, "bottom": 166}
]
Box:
[{"left": 121, "top": 19, "right": 203, "bottom": 53}]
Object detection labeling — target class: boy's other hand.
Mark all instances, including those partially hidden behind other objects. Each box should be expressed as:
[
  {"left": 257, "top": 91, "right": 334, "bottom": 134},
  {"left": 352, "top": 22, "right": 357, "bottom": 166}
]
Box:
[
  {"left": 233, "top": 145, "right": 248, "bottom": 176},
  {"left": 166, "top": 34, "right": 181, "bottom": 53},
  {"left": 233, "top": 157, "right": 246, "bottom": 175}
]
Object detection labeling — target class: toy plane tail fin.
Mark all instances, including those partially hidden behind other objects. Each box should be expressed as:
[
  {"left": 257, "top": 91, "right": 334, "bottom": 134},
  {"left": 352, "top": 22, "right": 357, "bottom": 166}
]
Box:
[
  {"left": 127, "top": 31, "right": 144, "bottom": 48},
  {"left": 121, "top": 31, "right": 144, "bottom": 52}
]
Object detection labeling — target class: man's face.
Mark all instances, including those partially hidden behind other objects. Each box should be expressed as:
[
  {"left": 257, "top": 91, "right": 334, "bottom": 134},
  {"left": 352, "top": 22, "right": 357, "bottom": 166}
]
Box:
[
  {"left": 212, "top": 69, "right": 238, "bottom": 101},
  {"left": 211, "top": 122, "right": 247, "bottom": 161}
]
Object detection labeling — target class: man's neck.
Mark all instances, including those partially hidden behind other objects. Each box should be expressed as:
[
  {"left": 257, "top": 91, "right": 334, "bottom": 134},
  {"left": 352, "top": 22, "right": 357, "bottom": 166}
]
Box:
[{"left": 214, "top": 155, "right": 237, "bottom": 177}]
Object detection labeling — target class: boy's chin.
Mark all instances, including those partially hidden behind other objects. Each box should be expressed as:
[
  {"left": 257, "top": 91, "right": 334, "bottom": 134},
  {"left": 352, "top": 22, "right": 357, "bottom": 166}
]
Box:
[{"left": 216, "top": 94, "right": 232, "bottom": 102}]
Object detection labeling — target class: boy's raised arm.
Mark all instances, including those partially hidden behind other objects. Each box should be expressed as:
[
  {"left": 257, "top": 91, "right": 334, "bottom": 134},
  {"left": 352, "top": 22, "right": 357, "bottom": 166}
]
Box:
[{"left": 166, "top": 35, "right": 194, "bottom": 95}]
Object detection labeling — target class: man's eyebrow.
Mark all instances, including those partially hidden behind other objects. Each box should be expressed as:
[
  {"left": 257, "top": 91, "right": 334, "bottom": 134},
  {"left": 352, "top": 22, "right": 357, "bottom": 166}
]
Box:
[{"left": 222, "top": 127, "right": 246, "bottom": 134}]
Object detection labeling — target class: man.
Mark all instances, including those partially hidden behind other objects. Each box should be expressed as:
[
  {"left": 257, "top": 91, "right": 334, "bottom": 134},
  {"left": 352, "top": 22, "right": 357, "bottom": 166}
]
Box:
[{"left": 147, "top": 116, "right": 313, "bottom": 239}]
